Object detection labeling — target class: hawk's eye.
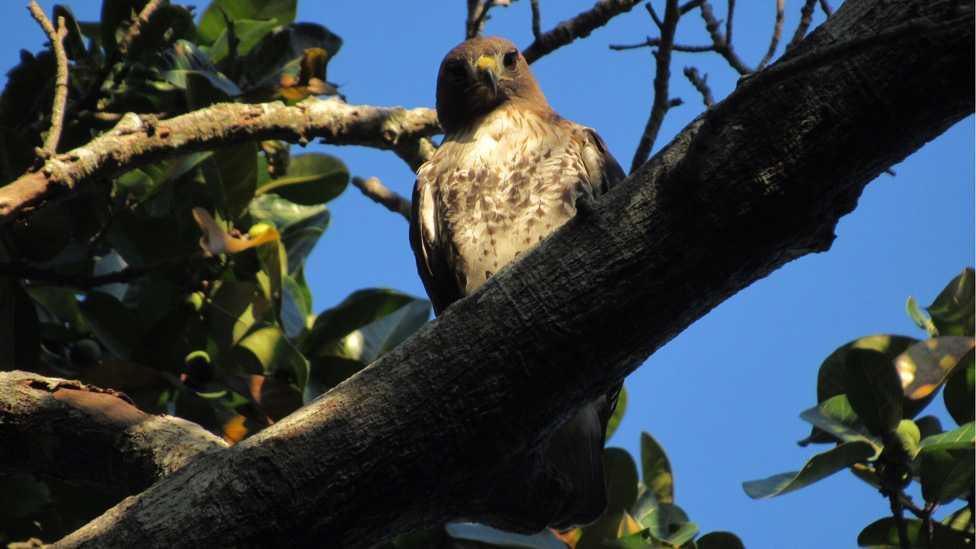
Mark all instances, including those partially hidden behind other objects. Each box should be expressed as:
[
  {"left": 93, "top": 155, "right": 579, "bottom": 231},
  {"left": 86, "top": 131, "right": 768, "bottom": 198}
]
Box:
[
  {"left": 445, "top": 60, "right": 466, "bottom": 81},
  {"left": 503, "top": 50, "right": 519, "bottom": 70}
]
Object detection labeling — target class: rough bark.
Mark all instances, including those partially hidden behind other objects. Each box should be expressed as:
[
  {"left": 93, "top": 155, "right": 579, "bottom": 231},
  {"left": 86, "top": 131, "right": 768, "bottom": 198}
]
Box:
[
  {"left": 0, "top": 371, "right": 226, "bottom": 498},
  {"left": 12, "top": 0, "right": 969, "bottom": 546}
]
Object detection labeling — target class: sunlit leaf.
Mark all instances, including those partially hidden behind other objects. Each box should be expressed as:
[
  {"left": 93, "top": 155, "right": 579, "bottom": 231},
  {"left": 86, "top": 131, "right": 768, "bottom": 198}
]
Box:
[
  {"left": 639, "top": 431, "right": 673, "bottom": 505},
  {"left": 198, "top": 0, "right": 297, "bottom": 44},
  {"left": 605, "top": 386, "right": 627, "bottom": 441},
  {"left": 927, "top": 268, "right": 975, "bottom": 337},
  {"left": 742, "top": 441, "right": 876, "bottom": 499},
  {"left": 919, "top": 422, "right": 974, "bottom": 452},
  {"left": 233, "top": 324, "right": 309, "bottom": 390},
  {"left": 248, "top": 193, "right": 329, "bottom": 272},
  {"left": 895, "top": 336, "right": 975, "bottom": 401},
  {"left": 206, "top": 19, "right": 279, "bottom": 64},
  {"left": 817, "top": 335, "right": 918, "bottom": 403},
  {"left": 192, "top": 208, "right": 280, "bottom": 256},
  {"left": 798, "top": 394, "right": 880, "bottom": 451}
]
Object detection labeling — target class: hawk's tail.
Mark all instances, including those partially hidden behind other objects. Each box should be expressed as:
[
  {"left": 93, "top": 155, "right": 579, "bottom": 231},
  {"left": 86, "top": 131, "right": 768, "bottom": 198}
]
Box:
[{"left": 545, "top": 393, "right": 613, "bottom": 530}]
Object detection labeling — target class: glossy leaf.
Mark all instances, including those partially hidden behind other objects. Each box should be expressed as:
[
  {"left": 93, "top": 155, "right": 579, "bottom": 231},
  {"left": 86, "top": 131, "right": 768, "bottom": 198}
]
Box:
[
  {"left": 233, "top": 324, "right": 309, "bottom": 390},
  {"left": 281, "top": 273, "right": 312, "bottom": 338},
  {"left": 198, "top": 0, "right": 297, "bottom": 44},
  {"left": 943, "top": 349, "right": 975, "bottom": 425},
  {"left": 634, "top": 503, "right": 697, "bottom": 546},
  {"left": 697, "top": 532, "right": 746, "bottom": 549},
  {"left": 857, "top": 517, "right": 974, "bottom": 548},
  {"left": 844, "top": 349, "right": 903, "bottom": 435},
  {"left": 248, "top": 193, "right": 330, "bottom": 272},
  {"left": 896, "top": 336, "right": 975, "bottom": 401},
  {"left": 444, "top": 522, "right": 566, "bottom": 549},
  {"left": 604, "top": 447, "right": 639, "bottom": 511},
  {"left": 817, "top": 335, "right": 917, "bottom": 403},
  {"left": 927, "top": 268, "right": 975, "bottom": 337},
  {"left": 639, "top": 431, "right": 674, "bottom": 505},
  {"left": 207, "top": 281, "right": 270, "bottom": 352},
  {"left": 256, "top": 153, "right": 349, "bottom": 206},
  {"left": 206, "top": 19, "right": 279, "bottom": 64},
  {"left": 605, "top": 385, "right": 627, "bottom": 441},
  {"left": 798, "top": 394, "right": 880, "bottom": 450},
  {"left": 742, "top": 440, "right": 876, "bottom": 499},
  {"left": 202, "top": 141, "right": 258, "bottom": 221},
  {"left": 919, "top": 422, "right": 975, "bottom": 452},
  {"left": 920, "top": 448, "right": 975, "bottom": 504},
  {"left": 164, "top": 40, "right": 242, "bottom": 99}
]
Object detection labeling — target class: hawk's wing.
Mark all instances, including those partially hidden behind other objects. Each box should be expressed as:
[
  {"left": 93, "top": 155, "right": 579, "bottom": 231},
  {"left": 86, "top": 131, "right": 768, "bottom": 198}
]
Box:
[
  {"left": 579, "top": 128, "right": 626, "bottom": 197},
  {"left": 410, "top": 171, "right": 463, "bottom": 315}
]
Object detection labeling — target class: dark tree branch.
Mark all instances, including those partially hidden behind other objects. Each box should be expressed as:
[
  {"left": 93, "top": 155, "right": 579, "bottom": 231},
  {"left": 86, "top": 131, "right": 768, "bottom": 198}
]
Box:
[
  {"left": 698, "top": 0, "right": 754, "bottom": 74},
  {"left": 788, "top": 0, "right": 821, "bottom": 51},
  {"left": 39, "top": 1, "right": 970, "bottom": 546},
  {"left": 630, "top": 0, "right": 683, "bottom": 173},
  {"left": 351, "top": 176, "right": 411, "bottom": 220},
  {"left": 757, "top": 0, "right": 786, "bottom": 70},
  {"left": 683, "top": 66, "right": 714, "bottom": 107},
  {"left": 819, "top": 0, "right": 834, "bottom": 16},
  {"left": 530, "top": 0, "right": 542, "bottom": 38},
  {"left": 609, "top": 37, "right": 713, "bottom": 52},
  {"left": 0, "top": 100, "right": 440, "bottom": 224},
  {"left": 0, "top": 370, "right": 227, "bottom": 498},
  {"left": 26, "top": 1, "right": 69, "bottom": 156},
  {"left": 522, "top": 0, "right": 643, "bottom": 64},
  {"left": 726, "top": 0, "right": 736, "bottom": 44}
]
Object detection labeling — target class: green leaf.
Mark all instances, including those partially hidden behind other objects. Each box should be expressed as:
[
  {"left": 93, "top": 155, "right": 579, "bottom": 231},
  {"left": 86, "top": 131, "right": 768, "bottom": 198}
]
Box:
[
  {"left": 248, "top": 193, "right": 329, "bottom": 272},
  {"left": 165, "top": 40, "right": 242, "bottom": 100},
  {"left": 697, "top": 532, "right": 745, "bottom": 549},
  {"left": 79, "top": 292, "right": 142, "bottom": 359},
  {"left": 920, "top": 448, "right": 975, "bottom": 504},
  {"left": 817, "top": 335, "right": 918, "bottom": 403},
  {"left": 281, "top": 272, "right": 312, "bottom": 338},
  {"left": 742, "top": 440, "right": 876, "bottom": 499},
  {"left": 612, "top": 518, "right": 698, "bottom": 549},
  {"left": 906, "top": 296, "right": 939, "bottom": 337},
  {"left": 256, "top": 153, "right": 349, "bottom": 206},
  {"left": 943, "top": 505, "right": 973, "bottom": 532},
  {"left": 444, "top": 522, "right": 567, "bottom": 549},
  {"left": 205, "top": 19, "right": 279, "bottom": 64},
  {"left": 604, "top": 447, "right": 639, "bottom": 511},
  {"left": 920, "top": 422, "right": 975, "bottom": 452},
  {"left": 206, "top": 281, "right": 270, "bottom": 352},
  {"left": 896, "top": 336, "right": 975, "bottom": 403},
  {"left": 943, "top": 349, "right": 975, "bottom": 425},
  {"left": 198, "top": 0, "right": 297, "bottom": 44},
  {"left": 798, "top": 394, "right": 880, "bottom": 450},
  {"left": 303, "top": 289, "right": 423, "bottom": 356},
  {"left": 634, "top": 503, "right": 697, "bottom": 546},
  {"left": 239, "top": 23, "right": 342, "bottom": 95},
  {"left": 233, "top": 324, "right": 309, "bottom": 390},
  {"left": 53, "top": 5, "right": 88, "bottom": 61},
  {"left": 203, "top": 141, "right": 258, "bottom": 221},
  {"left": 640, "top": 431, "right": 674, "bottom": 505},
  {"left": 605, "top": 385, "right": 627, "bottom": 441},
  {"left": 845, "top": 349, "right": 904, "bottom": 435},
  {"left": 857, "top": 517, "right": 974, "bottom": 548},
  {"left": 927, "top": 268, "right": 975, "bottom": 337},
  {"left": 894, "top": 419, "right": 922, "bottom": 458}
]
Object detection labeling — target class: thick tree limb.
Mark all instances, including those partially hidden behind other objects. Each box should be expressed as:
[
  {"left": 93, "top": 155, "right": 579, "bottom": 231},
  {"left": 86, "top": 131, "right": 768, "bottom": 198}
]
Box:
[
  {"left": 0, "top": 370, "right": 226, "bottom": 498},
  {"left": 0, "top": 100, "right": 440, "bottom": 224},
  {"left": 14, "top": 0, "right": 968, "bottom": 546}
]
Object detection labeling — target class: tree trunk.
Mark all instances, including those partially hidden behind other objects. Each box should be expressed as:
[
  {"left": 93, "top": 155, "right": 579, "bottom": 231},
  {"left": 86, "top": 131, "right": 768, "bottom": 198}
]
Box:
[{"left": 25, "top": 0, "right": 976, "bottom": 546}]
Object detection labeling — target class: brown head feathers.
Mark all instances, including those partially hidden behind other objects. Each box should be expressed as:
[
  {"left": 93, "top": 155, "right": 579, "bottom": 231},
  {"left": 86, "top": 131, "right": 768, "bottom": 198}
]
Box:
[{"left": 435, "top": 36, "right": 551, "bottom": 135}]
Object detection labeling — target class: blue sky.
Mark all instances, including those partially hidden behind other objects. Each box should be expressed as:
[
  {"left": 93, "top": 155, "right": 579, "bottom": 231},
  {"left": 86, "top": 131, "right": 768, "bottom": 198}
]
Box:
[{"left": 5, "top": 1, "right": 974, "bottom": 547}]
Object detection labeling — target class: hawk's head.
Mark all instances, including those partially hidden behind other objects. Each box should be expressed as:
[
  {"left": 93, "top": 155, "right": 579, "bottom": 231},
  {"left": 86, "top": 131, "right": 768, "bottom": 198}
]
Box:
[{"left": 436, "top": 36, "right": 549, "bottom": 135}]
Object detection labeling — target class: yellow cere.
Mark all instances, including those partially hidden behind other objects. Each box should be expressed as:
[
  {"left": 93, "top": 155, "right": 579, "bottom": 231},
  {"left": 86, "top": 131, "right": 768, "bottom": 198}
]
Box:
[{"left": 476, "top": 55, "right": 497, "bottom": 71}]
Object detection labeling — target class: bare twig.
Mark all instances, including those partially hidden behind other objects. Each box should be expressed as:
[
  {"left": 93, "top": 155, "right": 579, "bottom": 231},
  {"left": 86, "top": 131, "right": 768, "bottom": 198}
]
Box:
[
  {"left": 630, "top": 0, "right": 682, "bottom": 173},
  {"left": 27, "top": 1, "right": 69, "bottom": 156},
  {"left": 351, "top": 176, "right": 411, "bottom": 220},
  {"left": 819, "top": 0, "right": 834, "bottom": 16},
  {"left": 646, "top": 2, "right": 664, "bottom": 28},
  {"left": 683, "top": 66, "right": 714, "bottom": 107},
  {"left": 726, "top": 0, "right": 736, "bottom": 43},
  {"left": 467, "top": 0, "right": 513, "bottom": 39},
  {"left": 609, "top": 37, "right": 713, "bottom": 52},
  {"left": 788, "top": 0, "right": 821, "bottom": 51},
  {"left": 522, "top": 0, "right": 643, "bottom": 64},
  {"left": 117, "top": 0, "right": 164, "bottom": 56},
  {"left": 0, "top": 99, "right": 441, "bottom": 224},
  {"left": 698, "top": 0, "right": 754, "bottom": 74},
  {"left": 680, "top": 0, "right": 704, "bottom": 14},
  {"left": 530, "top": 0, "right": 542, "bottom": 38},
  {"left": 757, "top": 0, "right": 786, "bottom": 70},
  {"left": 887, "top": 490, "right": 911, "bottom": 549}
]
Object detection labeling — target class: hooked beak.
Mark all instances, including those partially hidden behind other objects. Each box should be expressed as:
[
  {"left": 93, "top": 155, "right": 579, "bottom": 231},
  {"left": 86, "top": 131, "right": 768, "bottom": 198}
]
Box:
[{"left": 475, "top": 54, "right": 499, "bottom": 96}]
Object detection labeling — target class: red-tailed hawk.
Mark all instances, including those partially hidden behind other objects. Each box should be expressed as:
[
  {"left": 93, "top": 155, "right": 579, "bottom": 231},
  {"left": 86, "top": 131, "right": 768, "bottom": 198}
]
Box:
[{"left": 410, "top": 36, "right": 625, "bottom": 528}]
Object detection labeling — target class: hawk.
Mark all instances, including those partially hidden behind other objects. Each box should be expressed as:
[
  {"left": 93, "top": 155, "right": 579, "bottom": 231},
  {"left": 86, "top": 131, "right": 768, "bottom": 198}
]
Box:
[{"left": 409, "top": 36, "right": 625, "bottom": 528}]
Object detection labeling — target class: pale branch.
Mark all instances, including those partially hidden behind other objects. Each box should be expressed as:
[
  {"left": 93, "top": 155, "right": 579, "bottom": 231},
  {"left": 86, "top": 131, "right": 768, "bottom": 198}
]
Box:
[
  {"left": 116, "top": 0, "right": 164, "bottom": 56},
  {"left": 522, "top": 0, "right": 642, "bottom": 64},
  {"left": 0, "top": 370, "right": 227, "bottom": 498},
  {"left": 698, "top": 0, "right": 754, "bottom": 74},
  {"left": 683, "top": 66, "right": 714, "bottom": 107},
  {"left": 27, "top": 1, "right": 69, "bottom": 156},
  {"left": 757, "top": 0, "right": 786, "bottom": 70},
  {"left": 630, "top": 0, "right": 683, "bottom": 173},
  {"left": 788, "top": 0, "right": 821, "bottom": 51},
  {"left": 0, "top": 99, "right": 440, "bottom": 224},
  {"left": 530, "top": 0, "right": 542, "bottom": 38},
  {"left": 51, "top": 1, "right": 972, "bottom": 547},
  {"left": 351, "top": 176, "right": 411, "bottom": 220}
]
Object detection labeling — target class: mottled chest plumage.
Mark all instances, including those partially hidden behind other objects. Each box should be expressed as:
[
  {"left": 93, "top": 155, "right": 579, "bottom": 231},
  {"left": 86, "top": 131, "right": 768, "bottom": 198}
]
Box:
[{"left": 418, "top": 108, "right": 592, "bottom": 294}]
